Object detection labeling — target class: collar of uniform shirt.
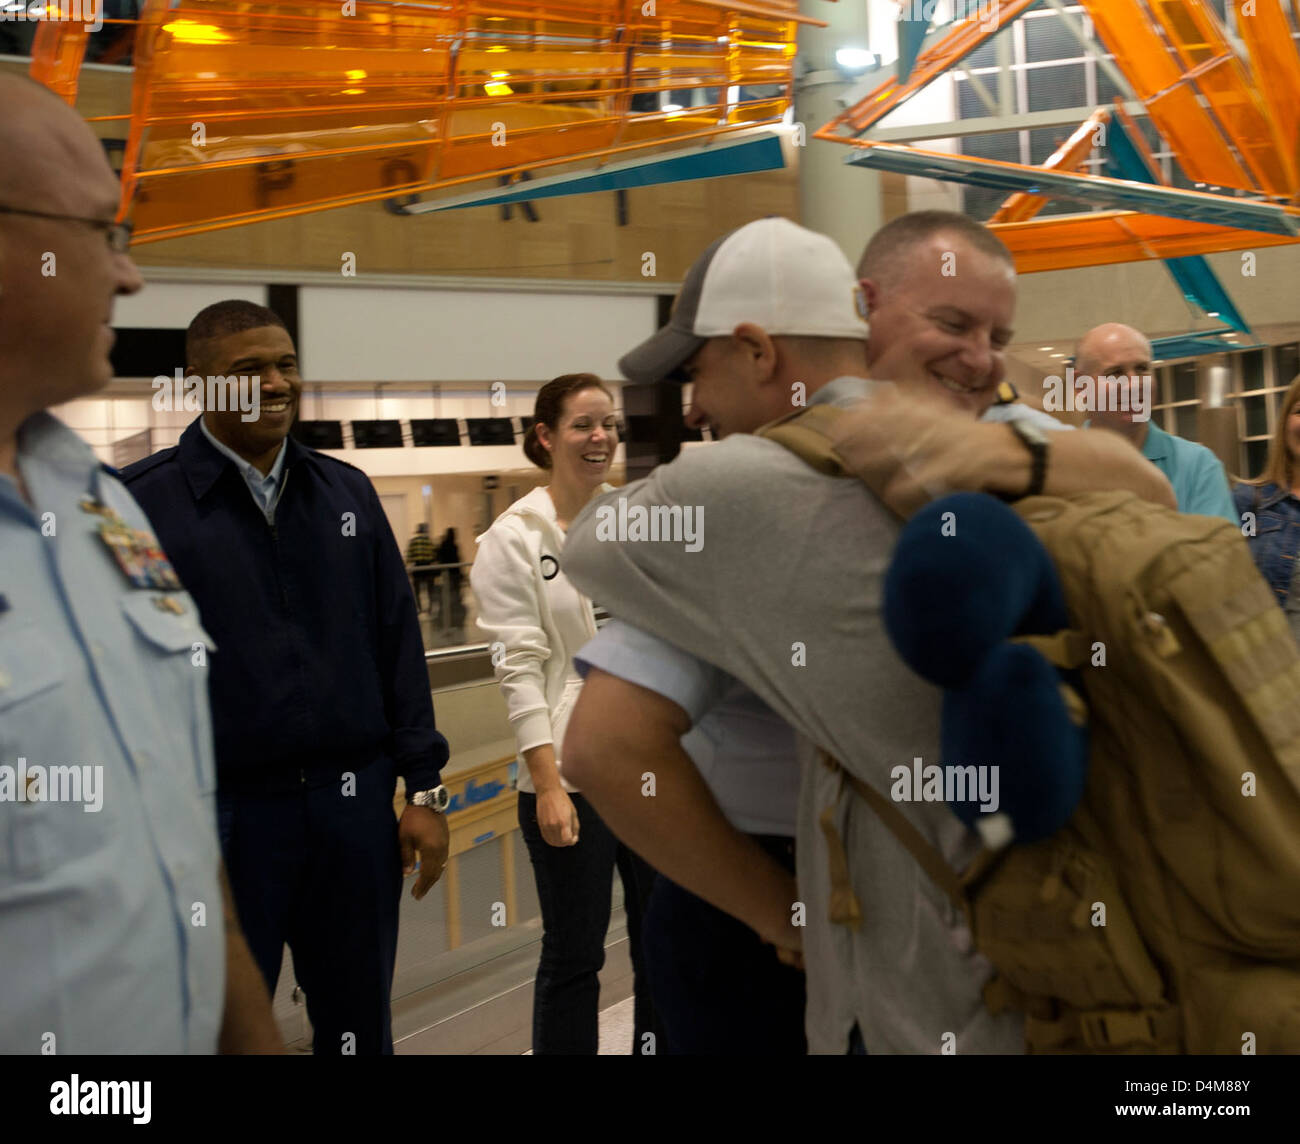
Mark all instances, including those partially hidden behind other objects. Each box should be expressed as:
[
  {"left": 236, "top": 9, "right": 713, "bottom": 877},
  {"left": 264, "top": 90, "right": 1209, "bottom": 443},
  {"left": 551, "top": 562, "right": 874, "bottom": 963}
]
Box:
[{"left": 198, "top": 416, "right": 287, "bottom": 519}]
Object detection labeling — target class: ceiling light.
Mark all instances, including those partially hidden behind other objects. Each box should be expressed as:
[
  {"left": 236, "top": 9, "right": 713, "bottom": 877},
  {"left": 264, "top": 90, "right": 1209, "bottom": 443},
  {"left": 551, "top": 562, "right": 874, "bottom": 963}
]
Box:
[
  {"left": 162, "top": 18, "right": 233, "bottom": 43},
  {"left": 835, "top": 47, "right": 877, "bottom": 72}
]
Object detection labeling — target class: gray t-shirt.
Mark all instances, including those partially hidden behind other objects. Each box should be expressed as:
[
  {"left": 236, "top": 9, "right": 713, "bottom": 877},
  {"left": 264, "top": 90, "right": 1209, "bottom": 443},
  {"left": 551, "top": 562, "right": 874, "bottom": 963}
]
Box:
[{"left": 563, "top": 376, "right": 1024, "bottom": 1054}]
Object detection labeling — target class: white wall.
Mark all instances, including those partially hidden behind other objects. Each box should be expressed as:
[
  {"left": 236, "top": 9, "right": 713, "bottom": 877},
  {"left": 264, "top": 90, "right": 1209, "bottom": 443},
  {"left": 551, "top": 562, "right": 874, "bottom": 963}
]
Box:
[
  {"left": 300, "top": 286, "right": 658, "bottom": 381},
  {"left": 112, "top": 282, "right": 268, "bottom": 328}
]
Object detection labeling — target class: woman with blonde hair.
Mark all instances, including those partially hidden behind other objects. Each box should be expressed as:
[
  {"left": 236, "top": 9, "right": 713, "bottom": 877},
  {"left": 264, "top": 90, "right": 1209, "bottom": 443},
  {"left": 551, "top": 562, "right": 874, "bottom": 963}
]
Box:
[
  {"left": 471, "top": 373, "right": 658, "bottom": 1054},
  {"left": 1232, "top": 372, "right": 1300, "bottom": 642}
]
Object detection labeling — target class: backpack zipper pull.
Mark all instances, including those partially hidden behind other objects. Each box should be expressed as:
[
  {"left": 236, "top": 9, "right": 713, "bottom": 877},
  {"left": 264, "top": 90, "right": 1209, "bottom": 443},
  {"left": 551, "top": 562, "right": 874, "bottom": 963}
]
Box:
[
  {"left": 1040, "top": 848, "right": 1067, "bottom": 903},
  {"left": 1141, "top": 611, "right": 1181, "bottom": 657}
]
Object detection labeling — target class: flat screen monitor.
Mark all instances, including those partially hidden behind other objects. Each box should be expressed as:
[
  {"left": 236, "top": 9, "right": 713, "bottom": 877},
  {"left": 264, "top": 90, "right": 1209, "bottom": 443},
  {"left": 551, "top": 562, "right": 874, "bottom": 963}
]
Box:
[
  {"left": 466, "top": 417, "right": 518, "bottom": 447},
  {"left": 291, "top": 420, "right": 344, "bottom": 449},
  {"left": 352, "top": 420, "right": 404, "bottom": 448},
  {"left": 410, "top": 418, "right": 462, "bottom": 447}
]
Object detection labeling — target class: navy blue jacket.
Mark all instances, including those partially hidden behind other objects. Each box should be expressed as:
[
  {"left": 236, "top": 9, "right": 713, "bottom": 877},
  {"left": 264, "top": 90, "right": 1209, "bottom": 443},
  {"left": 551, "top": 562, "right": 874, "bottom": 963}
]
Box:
[
  {"left": 1233, "top": 481, "right": 1300, "bottom": 609},
  {"left": 122, "top": 419, "right": 448, "bottom": 793}
]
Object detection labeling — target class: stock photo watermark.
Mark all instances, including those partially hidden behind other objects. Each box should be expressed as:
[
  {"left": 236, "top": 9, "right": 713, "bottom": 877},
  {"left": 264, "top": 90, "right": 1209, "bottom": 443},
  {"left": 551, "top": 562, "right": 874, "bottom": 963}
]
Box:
[
  {"left": 0, "top": 757, "right": 103, "bottom": 812},
  {"left": 593, "top": 497, "right": 704, "bottom": 552},
  {"left": 1042, "top": 367, "right": 1154, "bottom": 421},
  {"left": 1, "top": 1, "right": 103, "bottom": 32},
  {"left": 151, "top": 370, "right": 263, "bottom": 422},
  {"left": 890, "top": 756, "right": 1000, "bottom": 815}
]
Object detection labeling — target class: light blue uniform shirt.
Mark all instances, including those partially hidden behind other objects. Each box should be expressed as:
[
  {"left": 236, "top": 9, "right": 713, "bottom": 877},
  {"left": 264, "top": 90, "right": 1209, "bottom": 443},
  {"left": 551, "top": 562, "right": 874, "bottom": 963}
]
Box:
[
  {"left": 0, "top": 413, "right": 225, "bottom": 1053},
  {"left": 982, "top": 403, "right": 1075, "bottom": 432},
  {"left": 1139, "top": 421, "right": 1238, "bottom": 523},
  {"left": 576, "top": 620, "right": 800, "bottom": 836},
  {"left": 199, "top": 416, "right": 287, "bottom": 521}
]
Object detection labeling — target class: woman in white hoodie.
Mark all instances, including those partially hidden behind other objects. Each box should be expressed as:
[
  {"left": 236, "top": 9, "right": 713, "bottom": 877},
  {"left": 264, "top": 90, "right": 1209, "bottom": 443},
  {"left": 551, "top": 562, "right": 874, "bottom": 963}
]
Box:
[{"left": 471, "top": 373, "right": 658, "bottom": 1055}]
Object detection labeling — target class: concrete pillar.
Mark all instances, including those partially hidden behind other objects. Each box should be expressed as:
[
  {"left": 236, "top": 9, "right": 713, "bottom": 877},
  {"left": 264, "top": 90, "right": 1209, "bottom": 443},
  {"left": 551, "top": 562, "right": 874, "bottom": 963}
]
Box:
[
  {"left": 795, "top": 0, "right": 882, "bottom": 264},
  {"left": 1198, "top": 357, "right": 1242, "bottom": 474}
]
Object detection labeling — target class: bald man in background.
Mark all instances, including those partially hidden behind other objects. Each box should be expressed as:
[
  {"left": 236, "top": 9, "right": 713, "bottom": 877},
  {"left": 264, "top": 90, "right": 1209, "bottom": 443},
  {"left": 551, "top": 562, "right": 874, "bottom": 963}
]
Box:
[
  {"left": 0, "top": 73, "right": 279, "bottom": 1052},
  {"left": 1075, "top": 322, "right": 1237, "bottom": 522}
]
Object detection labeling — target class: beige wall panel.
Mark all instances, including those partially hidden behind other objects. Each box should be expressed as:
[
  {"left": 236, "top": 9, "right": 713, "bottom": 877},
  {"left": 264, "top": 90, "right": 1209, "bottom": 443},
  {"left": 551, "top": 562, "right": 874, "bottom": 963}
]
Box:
[
  {"left": 130, "top": 170, "right": 798, "bottom": 280},
  {"left": 1010, "top": 244, "right": 1300, "bottom": 348}
]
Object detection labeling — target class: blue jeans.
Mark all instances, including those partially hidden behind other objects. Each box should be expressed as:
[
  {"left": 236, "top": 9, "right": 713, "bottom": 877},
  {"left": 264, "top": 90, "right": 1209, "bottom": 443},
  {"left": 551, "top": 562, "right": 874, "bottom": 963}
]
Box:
[
  {"left": 642, "top": 834, "right": 807, "bottom": 1055},
  {"left": 517, "top": 791, "right": 660, "bottom": 1054}
]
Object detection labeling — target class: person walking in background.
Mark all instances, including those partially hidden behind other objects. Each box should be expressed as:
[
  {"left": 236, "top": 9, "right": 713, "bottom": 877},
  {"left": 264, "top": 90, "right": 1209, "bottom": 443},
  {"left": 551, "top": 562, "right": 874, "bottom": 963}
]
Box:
[
  {"left": 1233, "top": 373, "right": 1300, "bottom": 644},
  {"left": 406, "top": 522, "right": 436, "bottom": 613},
  {"left": 435, "top": 526, "right": 465, "bottom": 627},
  {"left": 470, "top": 373, "right": 659, "bottom": 1054}
]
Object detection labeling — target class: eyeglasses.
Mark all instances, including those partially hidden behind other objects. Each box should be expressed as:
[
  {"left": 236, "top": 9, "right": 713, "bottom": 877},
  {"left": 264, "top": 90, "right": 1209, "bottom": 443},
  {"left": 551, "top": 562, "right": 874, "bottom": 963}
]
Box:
[{"left": 0, "top": 205, "right": 133, "bottom": 253}]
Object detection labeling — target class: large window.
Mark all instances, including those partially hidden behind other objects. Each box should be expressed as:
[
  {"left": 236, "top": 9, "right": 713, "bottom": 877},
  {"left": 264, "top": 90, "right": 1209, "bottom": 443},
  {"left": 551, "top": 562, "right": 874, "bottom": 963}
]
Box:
[{"left": 953, "top": 5, "right": 1192, "bottom": 220}]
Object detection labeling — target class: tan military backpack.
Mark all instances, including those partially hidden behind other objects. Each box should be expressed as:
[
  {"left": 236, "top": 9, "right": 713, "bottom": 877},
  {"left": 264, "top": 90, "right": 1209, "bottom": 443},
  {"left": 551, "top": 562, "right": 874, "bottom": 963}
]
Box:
[{"left": 760, "top": 404, "right": 1300, "bottom": 1053}]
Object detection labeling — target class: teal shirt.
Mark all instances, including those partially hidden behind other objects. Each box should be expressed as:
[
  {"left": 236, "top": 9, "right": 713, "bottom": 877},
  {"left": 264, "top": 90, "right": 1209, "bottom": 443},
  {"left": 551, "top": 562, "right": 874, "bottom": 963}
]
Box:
[
  {"left": 1140, "top": 422, "right": 1238, "bottom": 523},
  {"left": 0, "top": 413, "right": 225, "bottom": 1052}
]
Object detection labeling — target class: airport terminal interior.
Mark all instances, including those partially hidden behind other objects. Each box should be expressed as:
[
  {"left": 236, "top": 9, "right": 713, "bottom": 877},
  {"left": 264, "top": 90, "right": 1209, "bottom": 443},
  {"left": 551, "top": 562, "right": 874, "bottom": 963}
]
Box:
[{"left": 5, "top": 0, "right": 1300, "bottom": 1062}]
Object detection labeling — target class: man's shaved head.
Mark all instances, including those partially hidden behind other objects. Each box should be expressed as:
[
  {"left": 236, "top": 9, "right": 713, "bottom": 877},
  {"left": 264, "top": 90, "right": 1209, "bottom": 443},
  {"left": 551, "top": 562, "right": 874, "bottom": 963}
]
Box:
[
  {"left": 0, "top": 72, "right": 142, "bottom": 431},
  {"left": 1075, "top": 322, "right": 1152, "bottom": 377},
  {"left": 1074, "top": 322, "right": 1154, "bottom": 442},
  {"left": 0, "top": 74, "right": 110, "bottom": 211}
]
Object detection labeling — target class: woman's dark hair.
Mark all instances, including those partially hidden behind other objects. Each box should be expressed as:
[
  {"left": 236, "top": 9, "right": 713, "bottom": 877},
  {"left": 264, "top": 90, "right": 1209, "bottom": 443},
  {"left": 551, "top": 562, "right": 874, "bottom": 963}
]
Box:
[{"left": 523, "top": 372, "right": 614, "bottom": 470}]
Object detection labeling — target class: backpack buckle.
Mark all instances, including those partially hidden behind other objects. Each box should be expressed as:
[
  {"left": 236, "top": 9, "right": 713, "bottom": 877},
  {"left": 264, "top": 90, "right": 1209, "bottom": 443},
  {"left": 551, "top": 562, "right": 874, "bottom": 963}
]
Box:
[{"left": 1079, "top": 1009, "right": 1158, "bottom": 1049}]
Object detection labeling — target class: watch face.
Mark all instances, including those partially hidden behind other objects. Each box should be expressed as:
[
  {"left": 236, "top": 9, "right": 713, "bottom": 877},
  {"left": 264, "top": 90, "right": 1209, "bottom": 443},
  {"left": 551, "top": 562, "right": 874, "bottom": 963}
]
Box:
[{"left": 414, "top": 786, "right": 450, "bottom": 811}]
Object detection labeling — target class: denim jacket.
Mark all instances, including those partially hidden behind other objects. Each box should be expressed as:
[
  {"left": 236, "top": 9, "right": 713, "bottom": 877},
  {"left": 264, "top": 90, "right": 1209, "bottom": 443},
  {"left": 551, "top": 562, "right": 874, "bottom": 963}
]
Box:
[{"left": 1232, "top": 481, "right": 1300, "bottom": 607}]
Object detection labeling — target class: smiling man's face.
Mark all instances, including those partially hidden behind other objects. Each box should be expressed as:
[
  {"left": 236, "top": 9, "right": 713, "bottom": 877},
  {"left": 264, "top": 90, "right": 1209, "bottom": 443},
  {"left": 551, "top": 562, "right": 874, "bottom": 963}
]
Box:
[
  {"left": 860, "top": 232, "right": 1016, "bottom": 417},
  {"left": 196, "top": 325, "right": 301, "bottom": 466}
]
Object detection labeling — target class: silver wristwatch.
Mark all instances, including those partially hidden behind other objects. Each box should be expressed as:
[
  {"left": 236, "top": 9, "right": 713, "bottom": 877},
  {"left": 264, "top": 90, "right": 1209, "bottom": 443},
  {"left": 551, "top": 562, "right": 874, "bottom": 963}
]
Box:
[{"left": 407, "top": 784, "right": 450, "bottom": 813}]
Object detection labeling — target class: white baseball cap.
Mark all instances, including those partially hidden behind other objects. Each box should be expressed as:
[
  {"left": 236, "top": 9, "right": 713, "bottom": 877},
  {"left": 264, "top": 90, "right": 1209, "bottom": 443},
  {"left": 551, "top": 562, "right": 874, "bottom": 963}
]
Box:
[{"left": 619, "top": 217, "right": 870, "bottom": 385}]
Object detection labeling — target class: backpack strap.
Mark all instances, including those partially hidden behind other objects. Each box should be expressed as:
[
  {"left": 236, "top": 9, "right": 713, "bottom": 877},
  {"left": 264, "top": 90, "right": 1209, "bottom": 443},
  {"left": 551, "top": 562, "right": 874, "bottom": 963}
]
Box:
[
  {"left": 755, "top": 405, "right": 850, "bottom": 477},
  {"left": 1024, "top": 1003, "right": 1182, "bottom": 1052},
  {"left": 818, "top": 750, "right": 968, "bottom": 917},
  {"left": 1009, "top": 630, "right": 1090, "bottom": 671}
]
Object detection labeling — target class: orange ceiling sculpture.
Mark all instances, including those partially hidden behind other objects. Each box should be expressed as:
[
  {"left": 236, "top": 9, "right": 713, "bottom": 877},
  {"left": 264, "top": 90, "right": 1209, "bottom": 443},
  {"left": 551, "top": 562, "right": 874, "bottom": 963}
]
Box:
[
  {"left": 816, "top": 0, "right": 1300, "bottom": 271},
  {"left": 30, "top": 0, "right": 822, "bottom": 243}
]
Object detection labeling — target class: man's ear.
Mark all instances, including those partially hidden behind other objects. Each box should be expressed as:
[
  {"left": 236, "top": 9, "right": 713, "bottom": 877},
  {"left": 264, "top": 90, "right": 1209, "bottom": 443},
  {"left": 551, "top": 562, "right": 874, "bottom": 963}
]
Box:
[
  {"left": 859, "top": 277, "right": 882, "bottom": 314},
  {"left": 731, "top": 322, "right": 777, "bottom": 381}
]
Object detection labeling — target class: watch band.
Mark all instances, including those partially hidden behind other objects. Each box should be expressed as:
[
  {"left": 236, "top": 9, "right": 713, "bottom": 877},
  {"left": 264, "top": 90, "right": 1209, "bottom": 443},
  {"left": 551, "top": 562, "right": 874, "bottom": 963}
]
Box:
[
  {"left": 1004, "top": 418, "right": 1049, "bottom": 500},
  {"left": 407, "top": 784, "right": 450, "bottom": 813}
]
